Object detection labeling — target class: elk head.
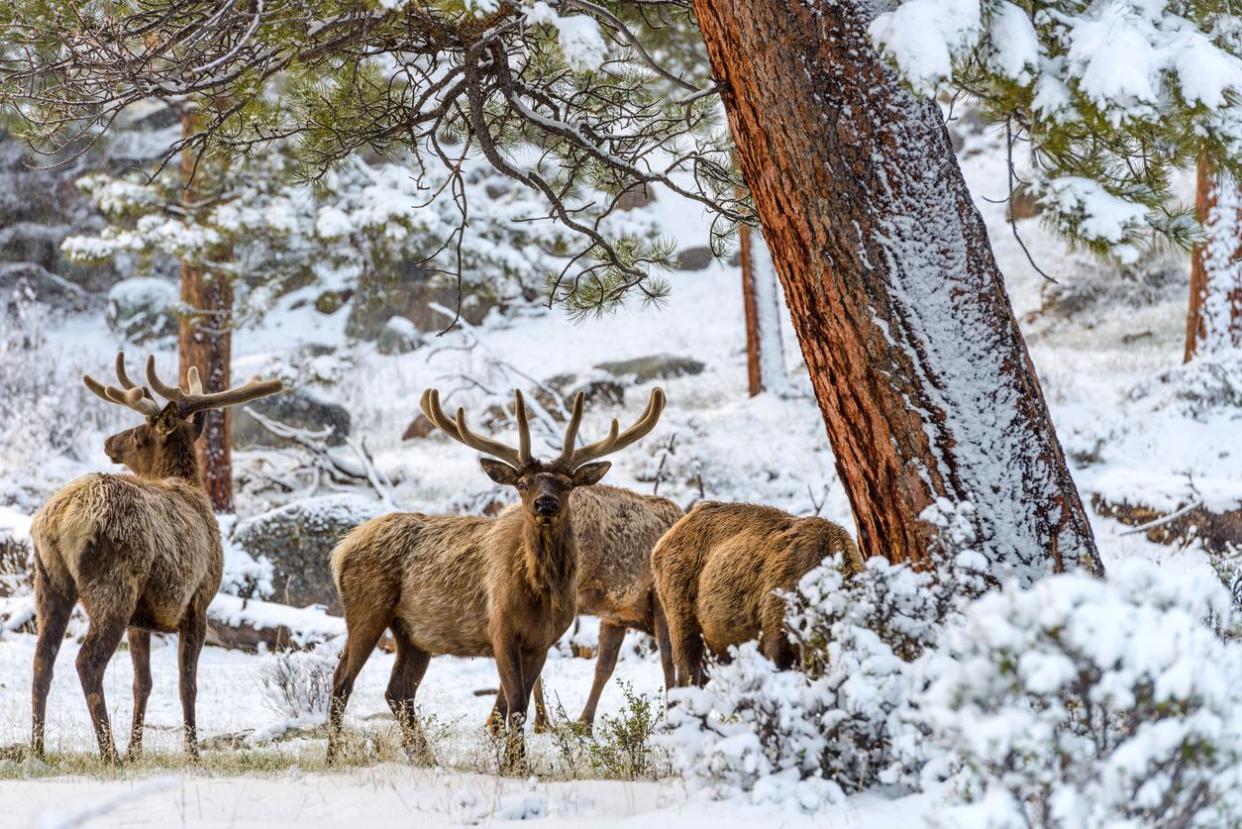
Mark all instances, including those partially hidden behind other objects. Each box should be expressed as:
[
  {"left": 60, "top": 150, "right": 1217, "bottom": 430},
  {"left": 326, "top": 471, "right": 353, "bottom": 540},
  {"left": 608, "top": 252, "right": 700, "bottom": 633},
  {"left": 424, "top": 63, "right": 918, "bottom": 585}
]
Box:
[
  {"left": 83, "top": 352, "right": 283, "bottom": 480},
  {"left": 421, "top": 386, "right": 666, "bottom": 528}
]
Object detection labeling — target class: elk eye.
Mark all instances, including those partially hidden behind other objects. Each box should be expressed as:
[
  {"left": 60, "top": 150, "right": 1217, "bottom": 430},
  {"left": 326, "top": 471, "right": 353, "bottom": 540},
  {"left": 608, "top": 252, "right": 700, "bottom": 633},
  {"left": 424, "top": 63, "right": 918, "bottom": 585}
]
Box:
[{"left": 516, "top": 480, "right": 528, "bottom": 490}]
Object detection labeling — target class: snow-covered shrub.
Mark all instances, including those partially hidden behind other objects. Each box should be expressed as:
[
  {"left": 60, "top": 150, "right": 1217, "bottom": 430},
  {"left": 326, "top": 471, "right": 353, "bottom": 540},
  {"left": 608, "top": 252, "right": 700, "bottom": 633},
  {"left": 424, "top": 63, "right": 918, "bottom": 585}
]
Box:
[
  {"left": 926, "top": 558, "right": 1242, "bottom": 829},
  {"left": 665, "top": 551, "right": 985, "bottom": 810},
  {"left": 258, "top": 648, "right": 337, "bottom": 721}
]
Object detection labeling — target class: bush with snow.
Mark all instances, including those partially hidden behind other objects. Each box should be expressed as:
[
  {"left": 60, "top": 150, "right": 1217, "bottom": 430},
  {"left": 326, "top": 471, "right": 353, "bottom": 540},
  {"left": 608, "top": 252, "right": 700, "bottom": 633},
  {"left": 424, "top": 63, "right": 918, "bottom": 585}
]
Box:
[
  {"left": 664, "top": 551, "right": 982, "bottom": 810},
  {"left": 258, "top": 648, "right": 337, "bottom": 722},
  {"left": 926, "top": 558, "right": 1242, "bottom": 829}
]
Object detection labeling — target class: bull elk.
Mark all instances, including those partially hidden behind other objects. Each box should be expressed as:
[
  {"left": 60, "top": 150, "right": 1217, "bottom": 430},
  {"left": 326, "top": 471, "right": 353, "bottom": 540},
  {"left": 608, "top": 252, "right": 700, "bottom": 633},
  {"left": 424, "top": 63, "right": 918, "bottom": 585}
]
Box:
[
  {"left": 30, "top": 354, "right": 282, "bottom": 762},
  {"left": 489, "top": 484, "right": 682, "bottom": 732},
  {"left": 652, "top": 502, "right": 863, "bottom": 687},
  {"left": 327, "top": 387, "right": 665, "bottom": 768}
]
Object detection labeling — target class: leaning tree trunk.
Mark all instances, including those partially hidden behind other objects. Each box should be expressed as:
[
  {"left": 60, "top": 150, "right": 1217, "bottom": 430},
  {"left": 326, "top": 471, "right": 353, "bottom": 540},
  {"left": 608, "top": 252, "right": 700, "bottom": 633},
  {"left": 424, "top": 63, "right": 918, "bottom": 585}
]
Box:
[
  {"left": 1185, "top": 154, "right": 1242, "bottom": 362},
  {"left": 692, "top": 0, "right": 1101, "bottom": 578},
  {"left": 739, "top": 223, "right": 791, "bottom": 396},
  {"left": 179, "top": 107, "right": 234, "bottom": 512}
]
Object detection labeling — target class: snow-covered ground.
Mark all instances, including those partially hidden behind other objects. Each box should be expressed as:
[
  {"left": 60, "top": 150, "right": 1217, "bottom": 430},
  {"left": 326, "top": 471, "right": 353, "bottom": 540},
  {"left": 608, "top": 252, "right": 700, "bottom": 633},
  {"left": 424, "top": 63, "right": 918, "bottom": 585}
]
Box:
[{"left": 0, "top": 120, "right": 1231, "bottom": 827}]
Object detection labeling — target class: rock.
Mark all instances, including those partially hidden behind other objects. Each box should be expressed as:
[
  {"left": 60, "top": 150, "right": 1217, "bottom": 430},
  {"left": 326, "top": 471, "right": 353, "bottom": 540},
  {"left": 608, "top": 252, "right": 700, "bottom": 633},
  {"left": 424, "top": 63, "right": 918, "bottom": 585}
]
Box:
[
  {"left": 315, "top": 289, "right": 352, "bottom": 315},
  {"left": 594, "top": 354, "right": 705, "bottom": 383},
  {"left": 616, "top": 186, "right": 656, "bottom": 211},
  {"left": 674, "top": 246, "right": 713, "bottom": 271},
  {"left": 1092, "top": 494, "right": 1242, "bottom": 555},
  {"left": 346, "top": 263, "right": 498, "bottom": 341},
  {"left": 545, "top": 373, "right": 626, "bottom": 408},
  {"left": 231, "top": 495, "right": 385, "bottom": 612},
  {"left": 206, "top": 594, "right": 346, "bottom": 651},
  {"left": 377, "top": 315, "right": 423, "bottom": 355},
  {"left": 402, "top": 413, "right": 436, "bottom": 441},
  {"left": 1006, "top": 184, "right": 1043, "bottom": 222},
  {"left": 1, "top": 262, "right": 90, "bottom": 314},
  {"left": 105, "top": 276, "right": 178, "bottom": 342},
  {"left": 232, "top": 387, "right": 352, "bottom": 449}
]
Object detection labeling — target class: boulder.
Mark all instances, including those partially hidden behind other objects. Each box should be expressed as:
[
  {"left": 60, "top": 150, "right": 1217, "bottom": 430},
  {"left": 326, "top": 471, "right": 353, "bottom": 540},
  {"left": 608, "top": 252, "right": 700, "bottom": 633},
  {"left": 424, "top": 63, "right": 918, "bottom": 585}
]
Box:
[
  {"left": 377, "top": 315, "right": 423, "bottom": 355},
  {"left": 231, "top": 494, "right": 386, "bottom": 612},
  {"left": 402, "top": 413, "right": 436, "bottom": 441},
  {"left": 545, "top": 373, "right": 626, "bottom": 408},
  {"left": 232, "top": 387, "right": 352, "bottom": 449},
  {"left": 346, "top": 264, "right": 498, "bottom": 340},
  {"left": 674, "top": 246, "right": 713, "bottom": 271},
  {"left": 594, "top": 354, "right": 705, "bottom": 383},
  {"left": 1, "top": 262, "right": 90, "bottom": 314},
  {"left": 1092, "top": 495, "right": 1242, "bottom": 556},
  {"left": 105, "top": 276, "right": 178, "bottom": 342}
]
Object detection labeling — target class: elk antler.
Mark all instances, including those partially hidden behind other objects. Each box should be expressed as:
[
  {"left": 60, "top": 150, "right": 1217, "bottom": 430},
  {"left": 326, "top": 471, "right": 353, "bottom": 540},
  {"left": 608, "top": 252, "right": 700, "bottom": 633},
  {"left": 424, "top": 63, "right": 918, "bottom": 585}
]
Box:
[
  {"left": 420, "top": 388, "right": 533, "bottom": 470},
  {"left": 83, "top": 352, "right": 161, "bottom": 417},
  {"left": 559, "top": 387, "right": 665, "bottom": 470},
  {"left": 146, "top": 356, "right": 283, "bottom": 417}
]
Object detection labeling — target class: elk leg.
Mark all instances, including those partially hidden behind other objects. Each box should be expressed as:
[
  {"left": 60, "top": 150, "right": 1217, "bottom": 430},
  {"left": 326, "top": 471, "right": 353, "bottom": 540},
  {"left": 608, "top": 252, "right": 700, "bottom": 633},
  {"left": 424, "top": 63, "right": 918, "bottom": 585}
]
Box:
[
  {"left": 127, "top": 628, "right": 153, "bottom": 759},
  {"left": 494, "top": 639, "right": 529, "bottom": 774},
  {"left": 75, "top": 609, "right": 129, "bottom": 764},
  {"left": 327, "top": 607, "right": 389, "bottom": 763},
  {"left": 385, "top": 620, "right": 432, "bottom": 763},
  {"left": 31, "top": 561, "right": 76, "bottom": 759},
  {"left": 663, "top": 609, "right": 705, "bottom": 688},
  {"left": 653, "top": 598, "right": 676, "bottom": 694},
  {"left": 177, "top": 610, "right": 207, "bottom": 760},
  {"left": 532, "top": 676, "right": 548, "bottom": 734},
  {"left": 579, "top": 621, "right": 626, "bottom": 727},
  {"left": 759, "top": 592, "right": 796, "bottom": 670}
]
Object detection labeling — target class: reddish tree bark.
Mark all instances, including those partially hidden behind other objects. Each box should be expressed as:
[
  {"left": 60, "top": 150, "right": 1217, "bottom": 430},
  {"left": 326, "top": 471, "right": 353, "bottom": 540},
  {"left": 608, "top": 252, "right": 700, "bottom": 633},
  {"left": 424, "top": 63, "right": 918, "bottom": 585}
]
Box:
[
  {"left": 1185, "top": 154, "right": 1242, "bottom": 361},
  {"left": 692, "top": 0, "right": 1101, "bottom": 577},
  {"left": 739, "top": 222, "right": 764, "bottom": 397},
  {"left": 180, "top": 108, "right": 234, "bottom": 512}
]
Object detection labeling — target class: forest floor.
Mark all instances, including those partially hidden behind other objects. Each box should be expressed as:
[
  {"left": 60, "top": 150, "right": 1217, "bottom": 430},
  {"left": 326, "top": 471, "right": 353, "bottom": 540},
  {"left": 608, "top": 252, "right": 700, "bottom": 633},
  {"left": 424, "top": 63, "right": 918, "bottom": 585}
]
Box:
[{"left": 0, "top": 121, "right": 1228, "bottom": 827}]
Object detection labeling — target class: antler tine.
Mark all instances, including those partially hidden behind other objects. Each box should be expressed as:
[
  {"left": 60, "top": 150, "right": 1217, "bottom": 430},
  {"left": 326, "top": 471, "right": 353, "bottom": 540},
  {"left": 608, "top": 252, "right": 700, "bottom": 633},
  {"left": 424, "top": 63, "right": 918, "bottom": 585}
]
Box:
[
  {"left": 82, "top": 371, "right": 161, "bottom": 417},
  {"left": 559, "top": 392, "right": 586, "bottom": 462},
  {"left": 177, "top": 376, "right": 284, "bottom": 417},
  {"left": 563, "top": 387, "right": 666, "bottom": 469},
  {"left": 514, "top": 389, "right": 532, "bottom": 466},
  {"left": 186, "top": 366, "right": 203, "bottom": 395},
  {"left": 145, "top": 355, "right": 181, "bottom": 401},
  {"left": 114, "top": 352, "right": 138, "bottom": 389},
  {"left": 420, "top": 388, "right": 526, "bottom": 468}
]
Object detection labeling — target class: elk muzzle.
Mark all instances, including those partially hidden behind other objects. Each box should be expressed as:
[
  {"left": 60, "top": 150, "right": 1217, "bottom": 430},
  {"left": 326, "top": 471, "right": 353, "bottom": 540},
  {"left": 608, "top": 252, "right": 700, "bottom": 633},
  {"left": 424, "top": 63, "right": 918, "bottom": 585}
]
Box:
[{"left": 533, "top": 495, "right": 561, "bottom": 518}]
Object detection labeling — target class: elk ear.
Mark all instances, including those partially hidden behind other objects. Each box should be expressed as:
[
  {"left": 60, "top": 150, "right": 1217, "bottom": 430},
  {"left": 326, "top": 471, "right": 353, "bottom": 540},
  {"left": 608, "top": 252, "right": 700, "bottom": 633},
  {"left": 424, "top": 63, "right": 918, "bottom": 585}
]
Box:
[
  {"left": 154, "top": 402, "right": 181, "bottom": 435},
  {"left": 479, "top": 458, "right": 521, "bottom": 486},
  {"left": 190, "top": 410, "right": 207, "bottom": 439},
  {"left": 571, "top": 461, "right": 611, "bottom": 487}
]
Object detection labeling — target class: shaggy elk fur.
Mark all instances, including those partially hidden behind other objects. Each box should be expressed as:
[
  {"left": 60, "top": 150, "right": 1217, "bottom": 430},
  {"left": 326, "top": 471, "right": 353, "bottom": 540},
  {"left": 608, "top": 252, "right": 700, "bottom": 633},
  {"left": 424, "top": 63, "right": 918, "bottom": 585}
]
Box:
[
  {"left": 490, "top": 484, "right": 682, "bottom": 731},
  {"left": 652, "top": 502, "right": 864, "bottom": 686},
  {"left": 327, "top": 386, "right": 666, "bottom": 766},
  {"left": 30, "top": 354, "right": 282, "bottom": 761}
]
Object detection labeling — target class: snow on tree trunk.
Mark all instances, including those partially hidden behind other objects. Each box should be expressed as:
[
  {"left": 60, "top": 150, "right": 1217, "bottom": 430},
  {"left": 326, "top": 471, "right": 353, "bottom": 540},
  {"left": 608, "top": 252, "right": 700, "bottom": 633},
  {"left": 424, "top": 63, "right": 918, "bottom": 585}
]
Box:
[
  {"left": 180, "top": 108, "right": 234, "bottom": 513},
  {"left": 692, "top": 0, "right": 1102, "bottom": 578},
  {"left": 740, "top": 223, "right": 792, "bottom": 397},
  {"left": 1185, "top": 155, "right": 1242, "bottom": 361}
]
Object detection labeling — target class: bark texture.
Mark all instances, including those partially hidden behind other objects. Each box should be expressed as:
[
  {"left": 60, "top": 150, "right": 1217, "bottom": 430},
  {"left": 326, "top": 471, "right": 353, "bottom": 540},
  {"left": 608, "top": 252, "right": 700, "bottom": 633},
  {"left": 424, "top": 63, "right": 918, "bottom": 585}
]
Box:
[
  {"left": 739, "top": 223, "right": 764, "bottom": 397},
  {"left": 692, "top": 0, "right": 1101, "bottom": 578},
  {"left": 180, "top": 109, "right": 234, "bottom": 512},
  {"left": 1185, "top": 154, "right": 1242, "bottom": 361}
]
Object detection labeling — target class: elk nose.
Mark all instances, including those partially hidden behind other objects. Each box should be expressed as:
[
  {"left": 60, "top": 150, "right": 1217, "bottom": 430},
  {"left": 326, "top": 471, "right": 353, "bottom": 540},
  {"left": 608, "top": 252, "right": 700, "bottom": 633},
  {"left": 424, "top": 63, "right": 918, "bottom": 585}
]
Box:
[{"left": 534, "top": 496, "right": 559, "bottom": 516}]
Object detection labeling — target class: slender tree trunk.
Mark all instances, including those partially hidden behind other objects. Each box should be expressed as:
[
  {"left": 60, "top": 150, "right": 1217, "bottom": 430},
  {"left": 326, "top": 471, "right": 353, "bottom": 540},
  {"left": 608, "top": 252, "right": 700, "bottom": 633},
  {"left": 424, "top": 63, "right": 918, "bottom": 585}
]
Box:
[
  {"left": 1185, "top": 154, "right": 1242, "bottom": 361},
  {"left": 741, "top": 224, "right": 792, "bottom": 397},
  {"left": 180, "top": 107, "right": 234, "bottom": 512},
  {"left": 692, "top": 0, "right": 1101, "bottom": 578}
]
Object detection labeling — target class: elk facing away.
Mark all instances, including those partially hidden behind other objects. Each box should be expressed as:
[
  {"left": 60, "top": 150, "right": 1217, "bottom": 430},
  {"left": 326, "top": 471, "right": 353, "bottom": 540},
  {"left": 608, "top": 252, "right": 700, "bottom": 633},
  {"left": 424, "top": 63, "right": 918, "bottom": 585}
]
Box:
[
  {"left": 652, "top": 502, "right": 864, "bottom": 687},
  {"left": 327, "top": 387, "right": 665, "bottom": 768},
  {"left": 30, "top": 354, "right": 282, "bottom": 762}
]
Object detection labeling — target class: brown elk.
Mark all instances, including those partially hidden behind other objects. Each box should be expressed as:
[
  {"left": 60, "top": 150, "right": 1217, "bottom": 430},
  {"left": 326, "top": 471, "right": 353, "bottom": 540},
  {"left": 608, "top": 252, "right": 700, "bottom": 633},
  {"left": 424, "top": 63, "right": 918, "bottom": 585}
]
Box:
[
  {"left": 652, "top": 502, "right": 863, "bottom": 687},
  {"left": 30, "top": 353, "right": 282, "bottom": 762},
  {"left": 326, "top": 387, "right": 665, "bottom": 768},
  {"left": 488, "top": 484, "right": 682, "bottom": 732}
]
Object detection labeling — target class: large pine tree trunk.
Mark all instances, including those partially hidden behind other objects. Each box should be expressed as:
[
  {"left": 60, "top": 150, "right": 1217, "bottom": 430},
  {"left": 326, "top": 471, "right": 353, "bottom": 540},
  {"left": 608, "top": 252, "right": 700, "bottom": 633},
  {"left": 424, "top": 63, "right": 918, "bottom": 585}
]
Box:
[
  {"left": 180, "top": 108, "right": 234, "bottom": 512},
  {"left": 1185, "top": 155, "right": 1242, "bottom": 361},
  {"left": 692, "top": 0, "right": 1101, "bottom": 577}
]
